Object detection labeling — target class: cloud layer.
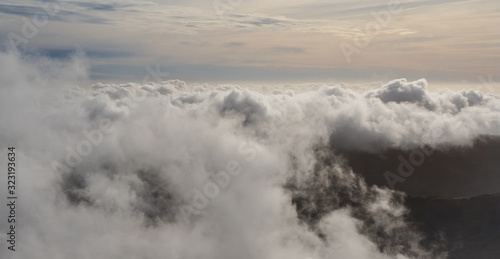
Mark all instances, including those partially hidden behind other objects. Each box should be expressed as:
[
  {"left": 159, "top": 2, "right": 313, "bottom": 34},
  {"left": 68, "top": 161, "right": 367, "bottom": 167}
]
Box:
[
  {"left": 1, "top": 51, "right": 499, "bottom": 258},
  {"left": 2, "top": 0, "right": 500, "bottom": 82}
]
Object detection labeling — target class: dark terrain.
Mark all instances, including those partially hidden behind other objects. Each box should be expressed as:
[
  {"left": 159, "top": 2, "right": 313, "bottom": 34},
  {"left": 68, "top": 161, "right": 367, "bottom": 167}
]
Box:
[
  {"left": 337, "top": 136, "right": 500, "bottom": 258},
  {"left": 406, "top": 194, "right": 500, "bottom": 259}
]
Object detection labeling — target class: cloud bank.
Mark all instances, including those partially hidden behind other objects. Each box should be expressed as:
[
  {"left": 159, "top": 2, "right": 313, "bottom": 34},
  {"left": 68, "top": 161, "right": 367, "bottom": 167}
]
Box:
[{"left": 1, "top": 51, "right": 499, "bottom": 258}]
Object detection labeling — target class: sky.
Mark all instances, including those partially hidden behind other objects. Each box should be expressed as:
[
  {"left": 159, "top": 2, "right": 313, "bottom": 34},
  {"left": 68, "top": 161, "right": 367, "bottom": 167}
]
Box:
[
  {"left": 1, "top": 2, "right": 500, "bottom": 257},
  {"left": 0, "top": 0, "right": 499, "bottom": 89}
]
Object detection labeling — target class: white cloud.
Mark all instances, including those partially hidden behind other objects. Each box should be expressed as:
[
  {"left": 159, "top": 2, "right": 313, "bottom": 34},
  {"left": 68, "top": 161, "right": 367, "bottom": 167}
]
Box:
[{"left": 3, "top": 50, "right": 500, "bottom": 258}]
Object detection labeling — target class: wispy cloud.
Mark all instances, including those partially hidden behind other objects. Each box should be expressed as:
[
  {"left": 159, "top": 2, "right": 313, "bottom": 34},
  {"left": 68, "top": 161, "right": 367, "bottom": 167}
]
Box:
[{"left": 1, "top": 0, "right": 499, "bottom": 84}]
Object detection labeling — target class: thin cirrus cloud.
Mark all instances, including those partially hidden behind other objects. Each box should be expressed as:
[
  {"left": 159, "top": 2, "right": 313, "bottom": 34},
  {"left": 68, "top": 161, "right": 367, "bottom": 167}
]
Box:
[{"left": 0, "top": 0, "right": 499, "bottom": 87}]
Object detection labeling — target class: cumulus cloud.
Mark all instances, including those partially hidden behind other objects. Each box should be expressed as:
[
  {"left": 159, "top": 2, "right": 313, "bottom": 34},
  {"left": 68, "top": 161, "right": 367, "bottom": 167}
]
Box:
[{"left": 1, "top": 51, "right": 499, "bottom": 258}]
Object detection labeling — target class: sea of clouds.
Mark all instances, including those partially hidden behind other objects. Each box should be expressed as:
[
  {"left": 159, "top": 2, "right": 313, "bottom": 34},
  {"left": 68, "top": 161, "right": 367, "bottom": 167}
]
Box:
[{"left": 0, "top": 50, "right": 499, "bottom": 258}]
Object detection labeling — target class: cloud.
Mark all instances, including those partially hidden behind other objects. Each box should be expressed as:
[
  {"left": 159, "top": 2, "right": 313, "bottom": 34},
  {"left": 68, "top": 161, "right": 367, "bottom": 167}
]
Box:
[
  {"left": 2, "top": 0, "right": 499, "bottom": 85},
  {"left": 71, "top": 2, "right": 120, "bottom": 12},
  {"left": 270, "top": 46, "right": 305, "bottom": 54},
  {"left": 2, "top": 51, "right": 499, "bottom": 258},
  {"left": 224, "top": 42, "right": 245, "bottom": 47},
  {"left": 0, "top": 3, "right": 68, "bottom": 22},
  {"left": 0, "top": 3, "right": 51, "bottom": 16},
  {"left": 40, "top": 48, "right": 135, "bottom": 60},
  {"left": 0, "top": 2, "right": 111, "bottom": 24}
]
